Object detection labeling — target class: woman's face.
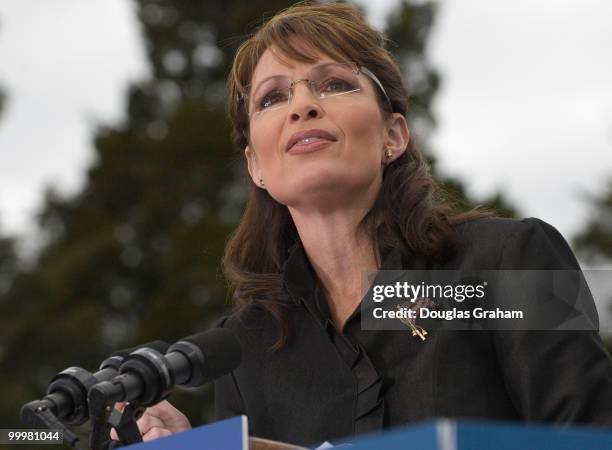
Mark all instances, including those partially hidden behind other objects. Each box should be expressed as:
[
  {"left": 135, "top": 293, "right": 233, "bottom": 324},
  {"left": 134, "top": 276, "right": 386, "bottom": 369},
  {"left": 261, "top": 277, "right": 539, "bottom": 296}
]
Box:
[{"left": 244, "top": 43, "right": 408, "bottom": 212}]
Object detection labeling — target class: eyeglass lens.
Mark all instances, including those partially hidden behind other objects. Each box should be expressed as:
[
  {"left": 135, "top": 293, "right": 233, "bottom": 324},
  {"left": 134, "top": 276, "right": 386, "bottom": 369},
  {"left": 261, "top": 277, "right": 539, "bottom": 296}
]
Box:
[{"left": 248, "top": 63, "right": 362, "bottom": 117}]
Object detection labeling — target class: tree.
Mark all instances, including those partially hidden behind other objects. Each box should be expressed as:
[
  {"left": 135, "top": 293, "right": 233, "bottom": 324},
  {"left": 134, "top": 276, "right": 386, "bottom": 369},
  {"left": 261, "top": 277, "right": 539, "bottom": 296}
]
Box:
[
  {"left": 0, "top": 0, "right": 300, "bottom": 431},
  {"left": 573, "top": 178, "right": 612, "bottom": 263},
  {"left": 572, "top": 176, "right": 612, "bottom": 354},
  {"left": 0, "top": 18, "right": 6, "bottom": 120},
  {"left": 384, "top": 1, "right": 518, "bottom": 217},
  {"left": 0, "top": 225, "right": 18, "bottom": 297},
  {"left": 0, "top": 88, "right": 5, "bottom": 120}
]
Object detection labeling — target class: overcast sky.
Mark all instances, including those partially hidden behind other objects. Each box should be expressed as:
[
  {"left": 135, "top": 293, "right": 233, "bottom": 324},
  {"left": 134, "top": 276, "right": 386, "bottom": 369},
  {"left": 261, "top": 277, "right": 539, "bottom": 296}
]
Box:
[{"left": 1, "top": 0, "right": 611, "bottom": 248}]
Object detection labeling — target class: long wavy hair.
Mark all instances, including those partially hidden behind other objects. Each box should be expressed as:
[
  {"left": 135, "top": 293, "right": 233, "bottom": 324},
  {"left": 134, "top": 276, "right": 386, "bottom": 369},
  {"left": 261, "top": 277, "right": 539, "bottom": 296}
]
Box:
[{"left": 223, "top": 1, "right": 490, "bottom": 349}]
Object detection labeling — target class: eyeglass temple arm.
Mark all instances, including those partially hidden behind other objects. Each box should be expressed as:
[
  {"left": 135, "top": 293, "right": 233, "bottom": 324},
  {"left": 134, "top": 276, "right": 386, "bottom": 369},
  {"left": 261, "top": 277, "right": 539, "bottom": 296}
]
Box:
[{"left": 359, "top": 66, "right": 392, "bottom": 109}]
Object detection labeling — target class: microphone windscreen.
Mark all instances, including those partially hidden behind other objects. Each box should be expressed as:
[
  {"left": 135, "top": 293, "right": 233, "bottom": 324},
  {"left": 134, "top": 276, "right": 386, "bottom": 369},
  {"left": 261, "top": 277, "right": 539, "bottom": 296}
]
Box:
[{"left": 180, "top": 328, "right": 242, "bottom": 379}]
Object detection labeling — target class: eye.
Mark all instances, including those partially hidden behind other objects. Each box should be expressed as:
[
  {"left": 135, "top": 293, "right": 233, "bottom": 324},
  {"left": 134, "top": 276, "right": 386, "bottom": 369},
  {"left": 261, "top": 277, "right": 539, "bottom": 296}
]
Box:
[
  {"left": 258, "top": 90, "right": 288, "bottom": 110},
  {"left": 320, "top": 77, "right": 355, "bottom": 94}
]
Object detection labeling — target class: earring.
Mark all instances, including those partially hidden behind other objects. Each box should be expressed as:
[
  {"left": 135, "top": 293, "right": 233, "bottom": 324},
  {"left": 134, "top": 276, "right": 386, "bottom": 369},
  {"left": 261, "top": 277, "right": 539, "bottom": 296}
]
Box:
[
  {"left": 259, "top": 177, "right": 265, "bottom": 187},
  {"left": 385, "top": 148, "right": 393, "bottom": 159}
]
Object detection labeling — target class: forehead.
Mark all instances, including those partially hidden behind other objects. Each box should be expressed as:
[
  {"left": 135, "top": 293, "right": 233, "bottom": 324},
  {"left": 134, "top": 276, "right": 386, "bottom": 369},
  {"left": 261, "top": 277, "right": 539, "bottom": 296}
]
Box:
[{"left": 250, "top": 45, "right": 339, "bottom": 86}]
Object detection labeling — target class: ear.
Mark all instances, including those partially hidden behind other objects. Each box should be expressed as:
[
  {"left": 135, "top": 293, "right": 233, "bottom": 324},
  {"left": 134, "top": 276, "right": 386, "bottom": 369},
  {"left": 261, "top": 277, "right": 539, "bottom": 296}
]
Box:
[
  {"left": 244, "top": 146, "right": 263, "bottom": 187},
  {"left": 383, "top": 113, "right": 410, "bottom": 163}
]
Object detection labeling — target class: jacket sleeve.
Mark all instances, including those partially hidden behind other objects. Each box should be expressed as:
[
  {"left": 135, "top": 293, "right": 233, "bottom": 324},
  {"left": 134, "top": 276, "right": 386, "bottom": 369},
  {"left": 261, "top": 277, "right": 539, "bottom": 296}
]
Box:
[
  {"left": 213, "top": 316, "right": 247, "bottom": 420},
  {"left": 492, "top": 217, "right": 612, "bottom": 426}
]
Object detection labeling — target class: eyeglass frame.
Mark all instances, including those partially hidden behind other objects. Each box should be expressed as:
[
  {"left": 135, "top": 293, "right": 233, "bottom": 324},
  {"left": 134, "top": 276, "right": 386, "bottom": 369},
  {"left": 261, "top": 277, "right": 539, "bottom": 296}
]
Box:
[{"left": 237, "top": 63, "right": 393, "bottom": 120}]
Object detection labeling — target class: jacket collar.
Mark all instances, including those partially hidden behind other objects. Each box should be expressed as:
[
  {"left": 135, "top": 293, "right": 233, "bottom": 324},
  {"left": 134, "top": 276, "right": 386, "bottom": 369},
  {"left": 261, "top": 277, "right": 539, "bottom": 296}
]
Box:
[{"left": 282, "top": 239, "right": 405, "bottom": 309}]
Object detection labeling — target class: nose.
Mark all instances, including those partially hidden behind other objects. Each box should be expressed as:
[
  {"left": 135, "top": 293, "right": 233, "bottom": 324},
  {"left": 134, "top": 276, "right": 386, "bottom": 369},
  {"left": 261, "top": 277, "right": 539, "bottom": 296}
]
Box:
[{"left": 288, "top": 81, "right": 324, "bottom": 122}]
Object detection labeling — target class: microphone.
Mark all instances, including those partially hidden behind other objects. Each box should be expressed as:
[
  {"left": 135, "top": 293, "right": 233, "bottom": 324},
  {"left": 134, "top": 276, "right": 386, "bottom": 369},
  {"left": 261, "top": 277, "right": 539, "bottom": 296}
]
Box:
[
  {"left": 88, "top": 328, "right": 242, "bottom": 408},
  {"left": 20, "top": 340, "right": 170, "bottom": 428}
]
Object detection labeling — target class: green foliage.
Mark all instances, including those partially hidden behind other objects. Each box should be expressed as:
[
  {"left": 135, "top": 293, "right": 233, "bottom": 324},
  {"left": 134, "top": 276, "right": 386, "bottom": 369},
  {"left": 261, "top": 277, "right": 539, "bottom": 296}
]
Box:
[
  {"left": 385, "top": 0, "right": 440, "bottom": 142},
  {"left": 437, "top": 173, "right": 519, "bottom": 218},
  {"left": 0, "top": 230, "right": 18, "bottom": 290},
  {"left": 572, "top": 176, "right": 612, "bottom": 356},
  {"left": 384, "top": 1, "right": 517, "bottom": 217},
  {"left": 0, "top": 0, "right": 296, "bottom": 433}
]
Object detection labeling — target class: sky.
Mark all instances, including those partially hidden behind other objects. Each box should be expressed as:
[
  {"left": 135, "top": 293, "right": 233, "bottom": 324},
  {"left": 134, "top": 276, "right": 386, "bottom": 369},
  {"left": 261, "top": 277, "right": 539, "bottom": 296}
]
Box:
[
  {"left": 1, "top": 0, "right": 611, "bottom": 247},
  {"left": 0, "top": 0, "right": 147, "bottom": 248},
  {"left": 427, "top": 0, "right": 612, "bottom": 241}
]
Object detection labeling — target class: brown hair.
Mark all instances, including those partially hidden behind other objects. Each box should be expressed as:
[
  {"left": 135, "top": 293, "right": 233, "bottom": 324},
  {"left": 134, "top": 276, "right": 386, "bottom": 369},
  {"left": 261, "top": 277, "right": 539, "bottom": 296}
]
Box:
[{"left": 223, "top": 1, "right": 490, "bottom": 349}]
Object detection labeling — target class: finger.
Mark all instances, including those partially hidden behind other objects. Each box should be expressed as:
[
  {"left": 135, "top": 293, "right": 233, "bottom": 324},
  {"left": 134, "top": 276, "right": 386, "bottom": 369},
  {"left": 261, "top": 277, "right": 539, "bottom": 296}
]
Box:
[
  {"left": 144, "top": 401, "right": 178, "bottom": 421},
  {"left": 111, "top": 414, "right": 164, "bottom": 440},
  {"left": 136, "top": 413, "right": 166, "bottom": 435},
  {"left": 146, "top": 401, "right": 190, "bottom": 432},
  {"left": 114, "top": 402, "right": 128, "bottom": 413},
  {"left": 142, "top": 427, "right": 172, "bottom": 442}
]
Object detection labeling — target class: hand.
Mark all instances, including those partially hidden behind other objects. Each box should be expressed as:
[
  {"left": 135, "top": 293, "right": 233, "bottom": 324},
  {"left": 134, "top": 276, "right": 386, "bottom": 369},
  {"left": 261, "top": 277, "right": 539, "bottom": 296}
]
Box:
[{"left": 110, "top": 401, "right": 192, "bottom": 442}]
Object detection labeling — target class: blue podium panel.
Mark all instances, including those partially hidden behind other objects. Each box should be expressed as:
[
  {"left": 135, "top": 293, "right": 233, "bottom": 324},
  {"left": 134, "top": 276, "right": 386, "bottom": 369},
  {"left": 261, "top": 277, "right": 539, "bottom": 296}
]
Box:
[
  {"left": 347, "top": 419, "right": 612, "bottom": 450},
  {"left": 128, "top": 415, "right": 247, "bottom": 450},
  {"left": 456, "top": 420, "right": 612, "bottom": 450}
]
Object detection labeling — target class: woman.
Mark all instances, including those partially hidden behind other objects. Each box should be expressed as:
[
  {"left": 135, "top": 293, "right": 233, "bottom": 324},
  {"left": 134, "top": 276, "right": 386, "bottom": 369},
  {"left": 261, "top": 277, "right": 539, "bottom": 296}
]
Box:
[{"left": 115, "top": 1, "right": 612, "bottom": 446}]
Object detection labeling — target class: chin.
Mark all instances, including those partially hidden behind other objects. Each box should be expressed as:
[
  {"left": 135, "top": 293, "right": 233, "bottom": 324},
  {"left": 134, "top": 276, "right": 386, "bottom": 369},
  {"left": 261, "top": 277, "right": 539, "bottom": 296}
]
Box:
[{"left": 275, "top": 173, "right": 375, "bottom": 208}]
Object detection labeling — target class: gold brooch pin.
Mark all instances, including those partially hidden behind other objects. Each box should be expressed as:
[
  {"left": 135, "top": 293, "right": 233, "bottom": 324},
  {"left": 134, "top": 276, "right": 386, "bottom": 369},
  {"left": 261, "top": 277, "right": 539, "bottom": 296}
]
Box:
[{"left": 397, "top": 298, "right": 436, "bottom": 341}]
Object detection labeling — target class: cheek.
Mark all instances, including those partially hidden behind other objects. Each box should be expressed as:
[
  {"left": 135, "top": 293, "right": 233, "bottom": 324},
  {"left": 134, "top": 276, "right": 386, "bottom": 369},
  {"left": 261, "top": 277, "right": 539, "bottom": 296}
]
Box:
[
  {"left": 341, "top": 103, "right": 385, "bottom": 162},
  {"left": 250, "top": 124, "right": 282, "bottom": 168}
]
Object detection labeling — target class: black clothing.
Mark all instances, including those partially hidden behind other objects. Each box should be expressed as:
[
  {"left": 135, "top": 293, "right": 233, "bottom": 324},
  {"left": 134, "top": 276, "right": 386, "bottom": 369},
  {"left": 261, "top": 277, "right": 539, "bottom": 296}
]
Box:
[{"left": 214, "top": 217, "right": 612, "bottom": 446}]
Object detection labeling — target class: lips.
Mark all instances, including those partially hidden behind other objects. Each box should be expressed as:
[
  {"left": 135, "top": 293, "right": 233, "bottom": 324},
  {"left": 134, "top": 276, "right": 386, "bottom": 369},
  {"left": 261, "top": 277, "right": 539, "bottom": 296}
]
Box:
[{"left": 285, "top": 129, "right": 338, "bottom": 152}]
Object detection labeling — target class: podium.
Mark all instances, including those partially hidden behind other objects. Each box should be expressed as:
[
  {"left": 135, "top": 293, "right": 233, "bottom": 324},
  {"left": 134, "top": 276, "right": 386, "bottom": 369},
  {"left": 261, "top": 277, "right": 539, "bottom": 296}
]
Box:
[
  {"left": 348, "top": 419, "right": 612, "bottom": 449},
  {"left": 124, "top": 416, "right": 612, "bottom": 449},
  {"left": 125, "top": 416, "right": 307, "bottom": 450}
]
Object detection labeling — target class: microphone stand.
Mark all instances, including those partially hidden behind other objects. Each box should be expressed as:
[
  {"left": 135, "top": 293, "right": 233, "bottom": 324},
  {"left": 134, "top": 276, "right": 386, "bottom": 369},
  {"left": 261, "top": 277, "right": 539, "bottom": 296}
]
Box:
[
  {"left": 85, "top": 328, "right": 241, "bottom": 448},
  {"left": 20, "top": 400, "right": 85, "bottom": 450},
  {"left": 88, "top": 345, "right": 178, "bottom": 449},
  {"left": 88, "top": 383, "right": 144, "bottom": 450},
  {"left": 20, "top": 380, "right": 146, "bottom": 450},
  {"left": 107, "top": 404, "right": 146, "bottom": 448}
]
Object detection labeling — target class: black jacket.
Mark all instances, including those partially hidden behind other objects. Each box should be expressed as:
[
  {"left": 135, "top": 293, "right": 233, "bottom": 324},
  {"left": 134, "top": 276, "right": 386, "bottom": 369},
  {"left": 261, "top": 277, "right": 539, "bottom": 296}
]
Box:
[{"left": 214, "top": 217, "right": 612, "bottom": 446}]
